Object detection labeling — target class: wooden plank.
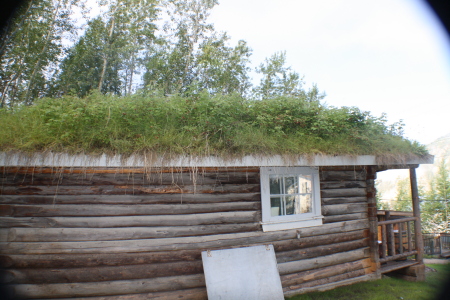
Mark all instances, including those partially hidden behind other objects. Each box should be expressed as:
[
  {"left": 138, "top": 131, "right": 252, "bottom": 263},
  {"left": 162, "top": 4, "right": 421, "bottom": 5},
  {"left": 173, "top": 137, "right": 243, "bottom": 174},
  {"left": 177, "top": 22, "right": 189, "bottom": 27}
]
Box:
[
  {"left": 0, "top": 193, "right": 261, "bottom": 205},
  {"left": 0, "top": 223, "right": 261, "bottom": 242},
  {"left": 4, "top": 260, "right": 204, "bottom": 284},
  {"left": 320, "top": 188, "right": 367, "bottom": 198},
  {"left": 322, "top": 197, "right": 367, "bottom": 205},
  {"left": 323, "top": 212, "right": 368, "bottom": 224},
  {"left": 322, "top": 203, "right": 368, "bottom": 216},
  {"left": 320, "top": 170, "right": 367, "bottom": 181},
  {"left": 321, "top": 181, "right": 366, "bottom": 189},
  {"left": 380, "top": 260, "right": 419, "bottom": 273},
  {"left": 0, "top": 171, "right": 260, "bottom": 186},
  {"left": 0, "top": 184, "right": 261, "bottom": 195},
  {"left": 0, "top": 211, "right": 260, "bottom": 228},
  {"left": 276, "top": 238, "right": 369, "bottom": 263},
  {"left": 0, "top": 202, "right": 260, "bottom": 217},
  {"left": 278, "top": 248, "right": 370, "bottom": 275},
  {"left": 281, "top": 258, "right": 371, "bottom": 287},
  {"left": 0, "top": 220, "right": 369, "bottom": 254},
  {"left": 10, "top": 274, "right": 206, "bottom": 299}
]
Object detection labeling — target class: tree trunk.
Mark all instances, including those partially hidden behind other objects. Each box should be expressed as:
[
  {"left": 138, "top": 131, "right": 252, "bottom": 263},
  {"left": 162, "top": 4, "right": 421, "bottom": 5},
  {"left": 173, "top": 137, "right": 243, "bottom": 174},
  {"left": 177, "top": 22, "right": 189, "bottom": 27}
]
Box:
[{"left": 98, "top": 11, "right": 116, "bottom": 92}]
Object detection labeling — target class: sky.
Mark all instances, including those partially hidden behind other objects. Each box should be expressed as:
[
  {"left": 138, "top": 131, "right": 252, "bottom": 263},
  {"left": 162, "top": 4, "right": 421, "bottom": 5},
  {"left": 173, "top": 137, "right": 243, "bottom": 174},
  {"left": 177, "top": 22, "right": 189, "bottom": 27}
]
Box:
[{"left": 209, "top": 0, "right": 450, "bottom": 147}]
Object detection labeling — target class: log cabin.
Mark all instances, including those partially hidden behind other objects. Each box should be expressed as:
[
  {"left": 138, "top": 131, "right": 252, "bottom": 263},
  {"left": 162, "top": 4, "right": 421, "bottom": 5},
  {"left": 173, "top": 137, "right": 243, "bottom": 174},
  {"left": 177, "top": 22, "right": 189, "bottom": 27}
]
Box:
[{"left": 0, "top": 152, "right": 433, "bottom": 299}]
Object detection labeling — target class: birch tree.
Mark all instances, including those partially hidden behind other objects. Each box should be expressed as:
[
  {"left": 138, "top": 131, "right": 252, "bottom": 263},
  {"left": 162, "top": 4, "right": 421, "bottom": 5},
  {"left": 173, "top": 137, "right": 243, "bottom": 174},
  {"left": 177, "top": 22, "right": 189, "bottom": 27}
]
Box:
[
  {"left": 57, "top": 0, "right": 158, "bottom": 96},
  {"left": 0, "top": 0, "right": 79, "bottom": 106}
]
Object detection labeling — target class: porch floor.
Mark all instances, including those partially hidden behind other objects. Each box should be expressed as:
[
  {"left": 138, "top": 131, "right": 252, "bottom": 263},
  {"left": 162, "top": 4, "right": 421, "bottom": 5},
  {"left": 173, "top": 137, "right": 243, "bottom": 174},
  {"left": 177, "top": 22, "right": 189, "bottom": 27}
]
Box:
[{"left": 380, "top": 260, "right": 419, "bottom": 274}]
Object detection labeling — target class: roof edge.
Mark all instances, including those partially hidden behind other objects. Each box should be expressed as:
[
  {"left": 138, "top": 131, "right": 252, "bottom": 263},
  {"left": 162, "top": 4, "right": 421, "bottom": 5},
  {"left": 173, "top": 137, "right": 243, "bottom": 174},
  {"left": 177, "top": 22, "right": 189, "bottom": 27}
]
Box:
[{"left": 0, "top": 152, "right": 434, "bottom": 168}]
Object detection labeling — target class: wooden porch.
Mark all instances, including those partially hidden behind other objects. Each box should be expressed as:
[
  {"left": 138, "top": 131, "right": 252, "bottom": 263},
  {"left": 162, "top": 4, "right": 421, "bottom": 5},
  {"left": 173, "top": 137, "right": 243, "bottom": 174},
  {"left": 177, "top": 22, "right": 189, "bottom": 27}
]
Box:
[{"left": 374, "top": 167, "right": 425, "bottom": 281}]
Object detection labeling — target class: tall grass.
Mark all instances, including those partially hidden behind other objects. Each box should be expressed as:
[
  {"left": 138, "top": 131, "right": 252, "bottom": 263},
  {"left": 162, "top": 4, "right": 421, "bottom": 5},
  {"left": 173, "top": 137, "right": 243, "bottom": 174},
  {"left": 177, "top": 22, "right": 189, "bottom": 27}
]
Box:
[{"left": 0, "top": 91, "right": 428, "bottom": 159}]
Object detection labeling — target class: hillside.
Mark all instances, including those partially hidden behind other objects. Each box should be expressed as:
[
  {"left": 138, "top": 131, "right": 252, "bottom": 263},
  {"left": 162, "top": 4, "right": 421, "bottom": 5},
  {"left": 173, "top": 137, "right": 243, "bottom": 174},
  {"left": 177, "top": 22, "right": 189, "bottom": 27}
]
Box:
[{"left": 377, "top": 133, "right": 450, "bottom": 201}]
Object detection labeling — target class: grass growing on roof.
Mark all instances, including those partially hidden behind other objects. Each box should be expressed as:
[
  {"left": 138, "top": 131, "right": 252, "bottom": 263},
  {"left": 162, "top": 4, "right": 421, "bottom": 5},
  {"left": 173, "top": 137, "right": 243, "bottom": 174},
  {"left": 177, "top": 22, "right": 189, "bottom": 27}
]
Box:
[{"left": 0, "top": 91, "right": 428, "bottom": 159}]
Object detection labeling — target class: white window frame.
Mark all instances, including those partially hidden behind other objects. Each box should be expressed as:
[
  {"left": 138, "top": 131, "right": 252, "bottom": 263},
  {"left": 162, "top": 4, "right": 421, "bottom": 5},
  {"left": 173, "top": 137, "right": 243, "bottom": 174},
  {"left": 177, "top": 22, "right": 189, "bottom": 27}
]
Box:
[{"left": 260, "top": 166, "right": 323, "bottom": 232}]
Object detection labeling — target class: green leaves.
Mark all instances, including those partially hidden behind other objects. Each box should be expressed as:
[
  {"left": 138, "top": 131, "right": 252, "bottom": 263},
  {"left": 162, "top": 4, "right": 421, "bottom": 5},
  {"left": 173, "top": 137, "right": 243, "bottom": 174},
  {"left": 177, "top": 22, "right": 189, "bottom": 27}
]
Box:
[{"left": 254, "top": 51, "right": 316, "bottom": 100}]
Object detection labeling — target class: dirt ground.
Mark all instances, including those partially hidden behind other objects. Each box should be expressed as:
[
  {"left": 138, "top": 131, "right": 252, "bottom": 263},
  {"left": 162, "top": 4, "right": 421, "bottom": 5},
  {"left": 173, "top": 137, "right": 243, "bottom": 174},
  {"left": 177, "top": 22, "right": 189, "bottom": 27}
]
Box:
[{"left": 424, "top": 258, "right": 450, "bottom": 264}]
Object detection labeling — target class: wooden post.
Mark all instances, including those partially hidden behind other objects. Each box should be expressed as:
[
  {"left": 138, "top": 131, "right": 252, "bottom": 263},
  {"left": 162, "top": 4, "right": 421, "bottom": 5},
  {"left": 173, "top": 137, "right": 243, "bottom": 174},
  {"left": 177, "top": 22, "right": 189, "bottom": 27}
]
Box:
[
  {"left": 385, "top": 211, "right": 393, "bottom": 257},
  {"left": 407, "top": 221, "right": 412, "bottom": 252},
  {"left": 410, "top": 167, "right": 424, "bottom": 264},
  {"left": 381, "top": 224, "right": 387, "bottom": 259},
  {"left": 366, "top": 166, "right": 381, "bottom": 278}
]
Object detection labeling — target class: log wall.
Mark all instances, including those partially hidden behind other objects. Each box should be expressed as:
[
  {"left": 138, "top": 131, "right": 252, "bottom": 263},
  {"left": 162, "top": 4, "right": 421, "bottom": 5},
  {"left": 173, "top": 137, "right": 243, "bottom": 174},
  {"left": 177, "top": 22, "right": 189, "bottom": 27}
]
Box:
[{"left": 0, "top": 166, "right": 376, "bottom": 299}]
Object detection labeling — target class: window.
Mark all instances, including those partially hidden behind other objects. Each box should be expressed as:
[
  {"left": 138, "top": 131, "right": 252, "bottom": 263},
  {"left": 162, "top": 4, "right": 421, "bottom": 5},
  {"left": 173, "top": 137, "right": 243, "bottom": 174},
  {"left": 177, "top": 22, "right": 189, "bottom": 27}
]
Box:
[{"left": 260, "top": 167, "right": 323, "bottom": 231}]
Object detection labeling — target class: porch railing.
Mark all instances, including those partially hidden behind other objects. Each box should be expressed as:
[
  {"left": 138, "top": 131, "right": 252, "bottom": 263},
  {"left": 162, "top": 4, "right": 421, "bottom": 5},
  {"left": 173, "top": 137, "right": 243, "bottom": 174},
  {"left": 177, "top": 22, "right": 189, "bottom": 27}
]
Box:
[{"left": 377, "top": 212, "right": 418, "bottom": 263}]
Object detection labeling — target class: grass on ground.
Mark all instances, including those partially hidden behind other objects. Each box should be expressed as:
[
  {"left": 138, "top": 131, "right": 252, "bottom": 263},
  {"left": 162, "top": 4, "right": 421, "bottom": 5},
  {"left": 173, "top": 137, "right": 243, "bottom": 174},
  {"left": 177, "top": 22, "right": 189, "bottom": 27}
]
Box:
[{"left": 287, "top": 264, "right": 450, "bottom": 300}]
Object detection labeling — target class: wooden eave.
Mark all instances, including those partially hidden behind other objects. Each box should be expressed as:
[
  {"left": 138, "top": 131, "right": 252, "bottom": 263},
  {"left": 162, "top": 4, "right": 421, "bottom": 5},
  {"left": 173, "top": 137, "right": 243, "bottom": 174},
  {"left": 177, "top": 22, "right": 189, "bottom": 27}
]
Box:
[{"left": 0, "top": 152, "right": 434, "bottom": 168}]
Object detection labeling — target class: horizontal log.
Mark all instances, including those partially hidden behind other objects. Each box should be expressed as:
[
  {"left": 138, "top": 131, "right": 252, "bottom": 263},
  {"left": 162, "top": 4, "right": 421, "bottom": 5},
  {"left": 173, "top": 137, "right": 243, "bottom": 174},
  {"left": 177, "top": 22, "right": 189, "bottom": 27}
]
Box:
[
  {"left": 0, "top": 230, "right": 368, "bottom": 269},
  {"left": 57, "top": 288, "right": 208, "bottom": 300},
  {"left": 276, "top": 238, "right": 369, "bottom": 263},
  {"left": 0, "top": 202, "right": 260, "bottom": 217},
  {"left": 0, "top": 171, "right": 260, "bottom": 186},
  {"left": 322, "top": 197, "right": 367, "bottom": 205},
  {"left": 321, "top": 188, "right": 367, "bottom": 198},
  {"left": 321, "top": 181, "right": 366, "bottom": 189},
  {"left": 10, "top": 274, "right": 206, "bottom": 299},
  {"left": 0, "top": 193, "right": 261, "bottom": 205},
  {"left": 0, "top": 184, "right": 260, "bottom": 195},
  {"left": 379, "top": 251, "right": 418, "bottom": 263},
  {"left": 0, "top": 211, "right": 260, "bottom": 229},
  {"left": 378, "top": 217, "right": 417, "bottom": 226},
  {"left": 0, "top": 220, "right": 369, "bottom": 254},
  {"left": 0, "top": 250, "right": 203, "bottom": 269},
  {"left": 283, "top": 273, "right": 377, "bottom": 297},
  {"left": 284, "top": 268, "right": 370, "bottom": 291},
  {"left": 281, "top": 258, "right": 372, "bottom": 287},
  {"left": 322, "top": 203, "right": 367, "bottom": 216},
  {"left": 0, "top": 223, "right": 261, "bottom": 242},
  {"left": 4, "top": 260, "right": 204, "bottom": 284},
  {"left": 278, "top": 247, "right": 370, "bottom": 275},
  {"left": 273, "top": 230, "right": 367, "bottom": 253},
  {"left": 323, "top": 212, "right": 368, "bottom": 224},
  {"left": 320, "top": 170, "right": 367, "bottom": 181}
]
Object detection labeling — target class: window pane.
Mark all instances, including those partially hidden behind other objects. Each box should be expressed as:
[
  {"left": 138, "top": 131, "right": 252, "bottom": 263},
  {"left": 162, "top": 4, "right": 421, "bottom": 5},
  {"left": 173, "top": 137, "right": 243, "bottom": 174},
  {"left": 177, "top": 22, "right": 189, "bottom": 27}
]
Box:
[
  {"left": 270, "top": 197, "right": 282, "bottom": 216},
  {"left": 298, "top": 175, "right": 312, "bottom": 193},
  {"left": 269, "top": 175, "right": 281, "bottom": 194},
  {"left": 284, "top": 176, "right": 298, "bottom": 195},
  {"left": 285, "top": 196, "right": 295, "bottom": 215},
  {"left": 298, "top": 194, "right": 312, "bottom": 213}
]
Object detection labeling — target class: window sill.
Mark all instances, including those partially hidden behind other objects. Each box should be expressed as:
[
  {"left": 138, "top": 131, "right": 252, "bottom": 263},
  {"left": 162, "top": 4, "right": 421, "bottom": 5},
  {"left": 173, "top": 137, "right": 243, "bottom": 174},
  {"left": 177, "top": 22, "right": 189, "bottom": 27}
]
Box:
[{"left": 261, "top": 216, "right": 323, "bottom": 232}]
